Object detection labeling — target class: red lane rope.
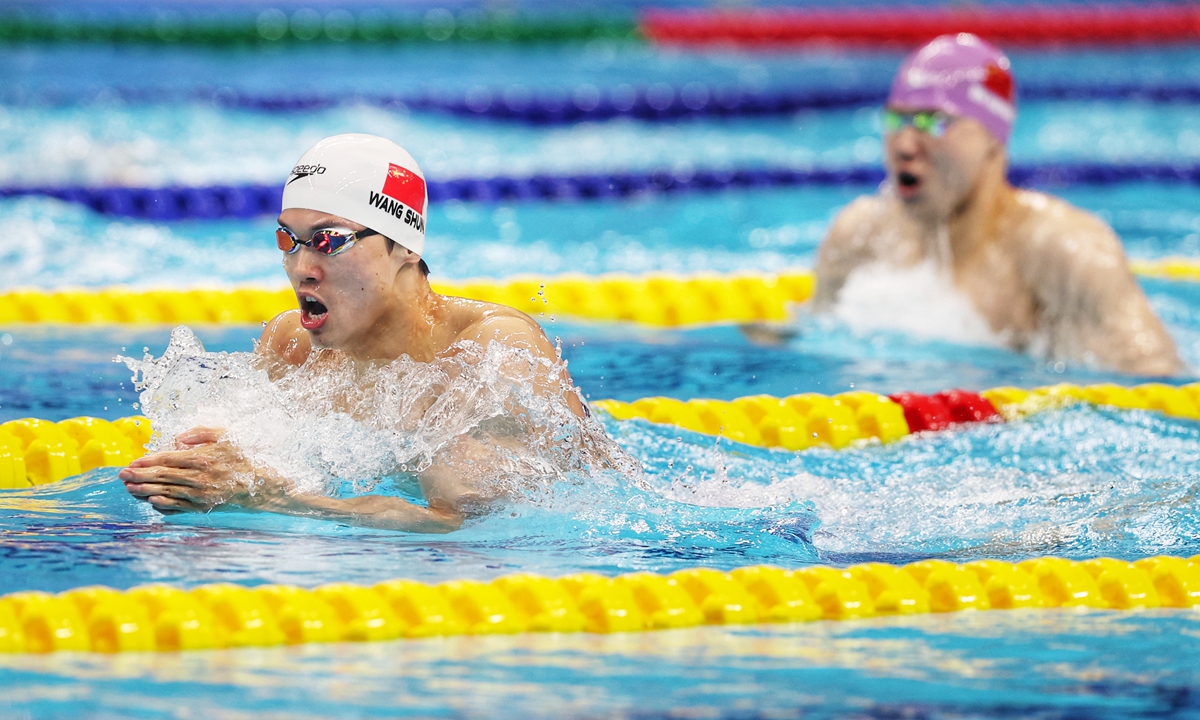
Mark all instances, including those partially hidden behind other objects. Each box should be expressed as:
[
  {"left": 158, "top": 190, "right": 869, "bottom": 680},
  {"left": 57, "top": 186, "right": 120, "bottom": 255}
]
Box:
[{"left": 641, "top": 4, "right": 1200, "bottom": 48}]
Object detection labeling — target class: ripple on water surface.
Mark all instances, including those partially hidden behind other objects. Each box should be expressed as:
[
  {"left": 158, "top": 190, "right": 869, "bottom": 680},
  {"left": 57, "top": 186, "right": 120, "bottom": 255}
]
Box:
[
  {"left": 2, "top": 611, "right": 1199, "bottom": 719},
  {"left": 2, "top": 401, "right": 1198, "bottom": 593}
]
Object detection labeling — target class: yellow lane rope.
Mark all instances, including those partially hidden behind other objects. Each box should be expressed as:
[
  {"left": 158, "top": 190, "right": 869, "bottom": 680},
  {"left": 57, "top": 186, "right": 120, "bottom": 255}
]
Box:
[
  {"left": 595, "top": 381, "right": 1200, "bottom": 448},
  {"left": 0, "top": 259, "right": 1196, "bottom": 327},
  {"left": 2, "top": 381, "right": 1199, "bottom": 488},
  {"left": 1129, "top": 257, "right": 1200, "bottom": 282},
  {"left": 0, "top": 272, "right": 813, "bottom": 327},
  {"left": 1, "top": 555, "right": 1197, "bottom": 654}
]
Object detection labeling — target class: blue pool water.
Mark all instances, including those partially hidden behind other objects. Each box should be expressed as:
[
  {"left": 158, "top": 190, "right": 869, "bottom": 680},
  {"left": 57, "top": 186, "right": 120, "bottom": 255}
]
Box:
[
  {"left": 3, "top": 27, "right": 1200, "bottom": 720},
  {"left": 3, "top": 98, "right": 1199, "bottom": 187},
  {"left": 1, "top": 613, "right": 1198, "bottom": 718}
]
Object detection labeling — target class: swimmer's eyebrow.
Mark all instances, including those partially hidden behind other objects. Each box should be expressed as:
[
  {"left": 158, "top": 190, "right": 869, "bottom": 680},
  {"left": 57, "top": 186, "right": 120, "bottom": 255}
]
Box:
[{"left": 309, "top": 219, "right": 361, "bottom": 230}]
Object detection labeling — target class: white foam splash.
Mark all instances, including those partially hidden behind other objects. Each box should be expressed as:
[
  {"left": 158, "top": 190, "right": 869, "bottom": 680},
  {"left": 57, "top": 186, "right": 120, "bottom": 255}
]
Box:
[
  {"left": 121, "top": 326, "right": 639, "bottom": 501},
  {"left": 831, "top": 259, "right": 1003, "bottom": 346}
]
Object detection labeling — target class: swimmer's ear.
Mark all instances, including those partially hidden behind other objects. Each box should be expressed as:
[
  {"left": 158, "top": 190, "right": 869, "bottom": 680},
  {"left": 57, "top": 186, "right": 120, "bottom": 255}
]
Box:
[
  {"left": 388, "top": 241, "right": 425, "bottom": 274},
  {"left": 385, "top": 237, "right": 415, "bottom": 261},
  {"left": 401, "top": 248, "right": 422, "bottom": 266},
  {"left": 985, "top": 134, "right": 1004, "bottom": 158}
]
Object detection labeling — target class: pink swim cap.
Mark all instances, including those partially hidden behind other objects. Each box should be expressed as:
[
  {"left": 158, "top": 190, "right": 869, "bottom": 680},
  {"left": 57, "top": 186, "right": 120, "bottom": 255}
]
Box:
[{"left": 887, "top": 33, "right": 1017, "bottom": 144}]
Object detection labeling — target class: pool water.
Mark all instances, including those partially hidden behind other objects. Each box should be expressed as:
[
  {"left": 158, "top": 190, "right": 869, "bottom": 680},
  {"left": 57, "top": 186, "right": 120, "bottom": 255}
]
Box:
[
  {"left": 2, "top": 613, "right": 1198, "bottom": 719},
  {"left": 3, "top": 20, "right": 1200, "bottom": 720}
]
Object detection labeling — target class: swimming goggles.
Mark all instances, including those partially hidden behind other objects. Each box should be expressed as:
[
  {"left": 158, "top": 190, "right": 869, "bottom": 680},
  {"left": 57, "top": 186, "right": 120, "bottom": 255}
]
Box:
[
  {"left": 275, "top": 226, "right": 380, "bottom": 256},
  {"left": 882, "top": 110, "right": 954, "bottom": 138}
]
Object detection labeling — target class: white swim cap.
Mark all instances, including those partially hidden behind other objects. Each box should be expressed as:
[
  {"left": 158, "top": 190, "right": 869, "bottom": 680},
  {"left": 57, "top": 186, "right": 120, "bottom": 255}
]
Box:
[{"left": 281, "top": 133, "right": 428, "bottom": 255}]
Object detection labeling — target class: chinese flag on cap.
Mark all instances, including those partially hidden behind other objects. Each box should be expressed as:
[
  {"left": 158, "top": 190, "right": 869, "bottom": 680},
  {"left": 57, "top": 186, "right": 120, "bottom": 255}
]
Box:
[
  {"left": 381, "top": 163, "right": 425, "bottom": 216},
  {"left": 983, "top": 63, "right": 1015, "bottom": 102}
]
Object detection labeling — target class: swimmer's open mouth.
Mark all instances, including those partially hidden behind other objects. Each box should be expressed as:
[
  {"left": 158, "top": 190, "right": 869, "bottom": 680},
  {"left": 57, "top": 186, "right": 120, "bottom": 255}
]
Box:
[
  {"left": 299, "top": 294, "right": 328, "bottom": 329},
  {"left": 301, "top": 297, "right": 327, "bottom": 315},
  {"left": 897, "top": 171, "right": 921, "bottom": 188}
]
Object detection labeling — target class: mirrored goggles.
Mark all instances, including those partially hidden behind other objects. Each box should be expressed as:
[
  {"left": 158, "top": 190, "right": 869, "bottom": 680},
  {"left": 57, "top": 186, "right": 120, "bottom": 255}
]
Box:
[
  {"left": 275, "top": 226, "right": 379, "bottom": 256},
  {"left": 882, "top": 110, "right": 954, "bottom": 138}
]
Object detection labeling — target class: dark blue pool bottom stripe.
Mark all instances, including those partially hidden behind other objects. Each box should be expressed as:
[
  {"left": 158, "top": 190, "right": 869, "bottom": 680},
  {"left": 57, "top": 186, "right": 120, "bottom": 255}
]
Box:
[
  {"left": 10, "top": 82, "right": 1200, "bottom": 125},
  {"left": 4, "top": 162, "right": 1199, "bottom": 221}
]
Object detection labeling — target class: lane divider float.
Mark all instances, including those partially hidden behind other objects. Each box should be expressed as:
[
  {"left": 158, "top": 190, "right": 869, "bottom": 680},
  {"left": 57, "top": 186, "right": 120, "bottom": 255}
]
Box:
[
  {"left": 0, "top": 555, "right": 1197, "bottom": 654},
  {"left": 642, "top": 5, "right": 1200, "bottom": 48},
  {"left": 596, "top": 390, "right": 997, "bottom": 451},
  {"left": 0, "top": 272, "right": 815, "bottom": 327},
  {"left": 5, "top": 162, "right": 1200, "bottom": 221},
  {"left": 4, "top": 260, "right": 1200, "bottom": 327},
  {"left": 0, "top": 416, "right": 150, "bottom": 488},
  {"left": 595, "top": 381, "right": 1200, "bottom": 451},
  {"left": 6, "top": 5, "right": 1197, "bottom": 49},
  {"left": 1129, "top": 258, "right": 1200, "bottom": 283},
  {"left": 21, "top": 80, "right": 1200, "bottom": 126},
  {"left": 4, "top": 381, "right": 1199, "bottom": 489},
  {"left": 0, "top": 10, "right": 638, "bottom": 46}
]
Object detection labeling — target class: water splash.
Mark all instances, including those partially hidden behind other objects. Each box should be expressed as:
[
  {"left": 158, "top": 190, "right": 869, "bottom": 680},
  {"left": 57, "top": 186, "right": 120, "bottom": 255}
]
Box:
[
  {"left": 121, "top": 326, "right": 638, "bottom": 501},
  {"left": 830, "top": 259, "right": 1003, "bottom": 347}
]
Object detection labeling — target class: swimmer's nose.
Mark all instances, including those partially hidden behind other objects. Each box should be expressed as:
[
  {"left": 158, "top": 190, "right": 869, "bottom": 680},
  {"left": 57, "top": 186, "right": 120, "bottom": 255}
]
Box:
[
  {"left": 291, "top": 245, "right": 326, "bottom": 284},
  {"left": 888, "top": 126, "right": 923, "bottom": 162}
]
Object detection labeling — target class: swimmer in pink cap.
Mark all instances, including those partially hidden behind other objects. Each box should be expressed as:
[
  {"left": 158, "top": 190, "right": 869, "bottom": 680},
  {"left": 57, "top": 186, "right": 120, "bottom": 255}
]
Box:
[
  {"left": 120, "top": 133, "right": 614, "bottom": 532},
  {"left": 812, "top": 33, "right": 1180, "bottom": 374}
]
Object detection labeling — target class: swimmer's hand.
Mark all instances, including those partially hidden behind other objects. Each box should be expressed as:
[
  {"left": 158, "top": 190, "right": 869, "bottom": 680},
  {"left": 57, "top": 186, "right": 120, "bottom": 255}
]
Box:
[
  {"left": 738, "top": 322, "right": 799, "bottom": 346},
  {"left": 118, "top": 427, "right": 284, "bottom": 515},
  {"left": 118, "top": 427, "right": 463, "bottom": 533}
]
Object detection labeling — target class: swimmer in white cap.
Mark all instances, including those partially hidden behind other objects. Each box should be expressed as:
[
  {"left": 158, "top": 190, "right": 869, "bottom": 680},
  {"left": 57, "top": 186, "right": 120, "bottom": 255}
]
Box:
[
  {"left": 811, "top": 34, "right": 1181, "bottom": 374},
  {"left": 120, "top": 133, "right": 592, "bottom": 532}
]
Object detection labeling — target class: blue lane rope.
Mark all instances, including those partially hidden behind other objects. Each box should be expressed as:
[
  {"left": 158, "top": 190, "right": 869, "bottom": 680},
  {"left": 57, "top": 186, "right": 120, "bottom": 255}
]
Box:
[
  {"left": 233, "top": 83, "right": 1200, "bottom": 124},
  {"left": 5, "top": 81, "right": 1200, "bottom": 126},
  {"left": 2, "top": 163, "right": 1198, "bottom": 221}
]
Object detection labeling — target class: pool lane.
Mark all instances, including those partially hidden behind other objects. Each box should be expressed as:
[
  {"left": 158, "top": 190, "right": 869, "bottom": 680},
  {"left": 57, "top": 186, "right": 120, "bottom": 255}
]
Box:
[
  {"left": 3, "top": 99, "right": 1199, "bottom": 187},
  {"left": 3, "top": 183, "right": 1200, "bottom": 289}
]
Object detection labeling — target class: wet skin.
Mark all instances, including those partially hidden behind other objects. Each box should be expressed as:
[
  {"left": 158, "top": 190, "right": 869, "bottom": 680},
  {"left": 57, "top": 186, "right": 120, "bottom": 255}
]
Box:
[
  {"left": 120, "top": 208, "right": 588, "bottom": 533},
  {"left": 811, "top": 108, "right": 1181, "bottom": 375}
]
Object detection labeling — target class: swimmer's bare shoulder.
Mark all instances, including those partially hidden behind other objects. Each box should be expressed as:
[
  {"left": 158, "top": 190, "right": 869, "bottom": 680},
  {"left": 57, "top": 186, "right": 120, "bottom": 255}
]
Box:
[
  {"left": 452, "top": 300, "right": 558, "bottom": 356},
  {"left": 1013, "top": 190, "right": 1182, "bottom": 375},
  {"left": 257, "top": 311, "right": 312, "bottom": 374},
  {"left": 1014, "top": 190, "right": 1137, "bottom": 293},
  {"left": 442, "top": 296, "right": 588, "bottom": 417},
  {"left": 813, "top": 195, "right": 889, "bottom": 308}
]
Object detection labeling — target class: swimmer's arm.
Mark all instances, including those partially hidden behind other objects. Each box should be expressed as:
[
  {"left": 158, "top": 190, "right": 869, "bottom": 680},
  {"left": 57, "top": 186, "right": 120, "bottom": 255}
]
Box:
[
  {"left": 120, "top": 427, "right": 464, "bottom": 533},
  {"left": 1029, "top": 215, "right": 1182, "bottom": 375},
  {"left": 813, "top": 197, "right": 881, "bottom": 310},
  {"left": 263, "top": 494, "right": 464, "bottom": 533}
]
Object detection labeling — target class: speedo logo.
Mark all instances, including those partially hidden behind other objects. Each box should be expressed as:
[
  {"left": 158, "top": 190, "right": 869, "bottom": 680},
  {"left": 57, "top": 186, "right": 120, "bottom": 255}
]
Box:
[
  {"left": 287, "top": 164, "right": 326, "bottom": 184},
  {"left": 368, "top": 191, "right": 426, "bottom": 233}
]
